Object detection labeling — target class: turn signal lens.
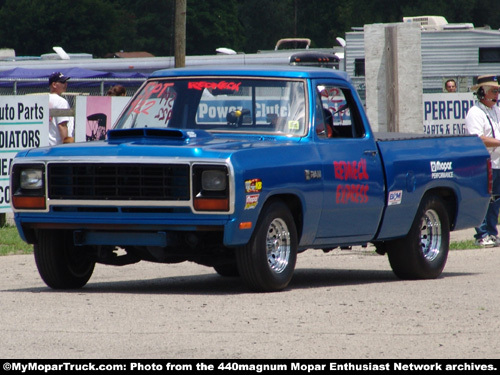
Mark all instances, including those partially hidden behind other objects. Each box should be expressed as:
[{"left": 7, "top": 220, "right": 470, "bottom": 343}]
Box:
[
  {"left": 194, "top": 198, "right": 229, "bottom": 211},
  {"left": 12, "top": 196, "right": 46, "bottom": 209},
  {"left": 239, "top": 222, "right": 252, "bottom": 230}
]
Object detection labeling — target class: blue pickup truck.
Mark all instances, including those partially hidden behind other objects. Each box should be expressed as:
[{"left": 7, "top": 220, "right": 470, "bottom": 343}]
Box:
[{"left": 10, "top": 66, "right": 491, "bottom": 292}]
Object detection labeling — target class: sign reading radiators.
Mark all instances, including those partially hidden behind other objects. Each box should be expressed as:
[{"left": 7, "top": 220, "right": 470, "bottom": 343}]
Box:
[{"left": 0, "top": 96, "right": 48, "bottom": 212}]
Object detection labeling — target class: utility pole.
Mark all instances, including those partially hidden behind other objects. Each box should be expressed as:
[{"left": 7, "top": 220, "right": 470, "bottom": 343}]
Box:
[
  {"left": 294, "top": 0, "right": 297, "bottom": 37},
  {"left": 175, "top": 0, "right": 186, "bottom": 68}
]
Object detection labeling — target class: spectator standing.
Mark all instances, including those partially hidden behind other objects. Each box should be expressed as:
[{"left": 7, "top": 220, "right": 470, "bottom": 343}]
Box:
[
  {"left": 48, "top": 72, "right": 74, "bottom": 145},
  {"left": 465, "top": 74, "right": 500, "bottom": 246},
  {"left": 107, "top": 85, "right": 127, "bottom": 96},
  {"left": 445, "top": 79, "right": 457, "bottom": 92}
]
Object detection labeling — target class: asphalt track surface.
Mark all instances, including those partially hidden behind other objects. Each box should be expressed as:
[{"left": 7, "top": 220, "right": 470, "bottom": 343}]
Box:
[{"left": 1, "top": 234, "right": 499, "bottom": 360}]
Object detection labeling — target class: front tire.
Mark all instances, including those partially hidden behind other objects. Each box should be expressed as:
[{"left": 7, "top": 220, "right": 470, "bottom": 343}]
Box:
[
  {"left": 387, "top": 195, "right": 450, "bottom": 279},
  {"left": 213, "top": 263, "right": 240, "bottom": 277},
  {"left": 236, "top": 200, "right": 298, "bottom": 292},
  {"left": 34, "top": 230, "right": 95, "bottom": 289}
]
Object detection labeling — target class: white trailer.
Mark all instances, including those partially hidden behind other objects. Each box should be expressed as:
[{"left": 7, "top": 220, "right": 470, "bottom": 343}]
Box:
[{"left": 345, "top": 16, "right": 500, "bottom": 93}]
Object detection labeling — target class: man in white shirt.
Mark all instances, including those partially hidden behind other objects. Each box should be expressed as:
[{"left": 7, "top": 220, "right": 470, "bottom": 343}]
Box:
[
  {"left": 48, "top": 72, "right": 74, "bottom": 145},
  {"left": 465, "top": 74, "right": 500, "bottom": 247}
]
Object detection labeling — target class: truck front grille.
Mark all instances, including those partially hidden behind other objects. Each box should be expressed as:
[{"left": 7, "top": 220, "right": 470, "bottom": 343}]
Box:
[{"left": 48, "top": 163, "right": 190, "bottom": 201}]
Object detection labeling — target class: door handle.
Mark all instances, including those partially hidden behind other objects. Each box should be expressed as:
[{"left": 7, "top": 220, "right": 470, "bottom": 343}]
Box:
[{"left": 364, "top": 150, "right": 378, "bottom": 157}]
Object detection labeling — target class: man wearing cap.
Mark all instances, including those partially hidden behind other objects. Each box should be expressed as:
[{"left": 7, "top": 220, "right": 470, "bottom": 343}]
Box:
[
  {"left": 466, "top": 75, "right": 500, "bottom": 247},
  {"left": 48, "top": 72, "right": 74, "bottom": 145}
]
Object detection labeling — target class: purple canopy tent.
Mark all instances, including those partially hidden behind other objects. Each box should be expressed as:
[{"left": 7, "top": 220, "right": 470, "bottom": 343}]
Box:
[{"left": 0, "top": 67, "right": 146, "bottom": 90}]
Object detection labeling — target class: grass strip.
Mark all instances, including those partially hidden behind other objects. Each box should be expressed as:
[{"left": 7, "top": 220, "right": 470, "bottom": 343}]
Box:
[{"left": 0, "top": 225, "right": 33, "bottom": 256}]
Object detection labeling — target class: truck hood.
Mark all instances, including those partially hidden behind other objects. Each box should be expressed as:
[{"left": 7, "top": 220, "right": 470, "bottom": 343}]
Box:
[{"left": 19, "top": 128, "right": 301, "bottom": 160}]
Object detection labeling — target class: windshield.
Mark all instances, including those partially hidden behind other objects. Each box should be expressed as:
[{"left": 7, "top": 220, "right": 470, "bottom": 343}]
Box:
[{"left": 114, "top": 77, "right": 307, "bottom": 136}]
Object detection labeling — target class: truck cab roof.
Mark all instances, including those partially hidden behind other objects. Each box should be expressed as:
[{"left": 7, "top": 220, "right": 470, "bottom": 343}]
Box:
[{"left": 149, "top": 64, "right": 351, "bottom": 81}]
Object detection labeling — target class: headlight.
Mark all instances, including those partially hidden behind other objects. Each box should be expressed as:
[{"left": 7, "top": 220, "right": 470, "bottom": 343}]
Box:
[
  {"left": 193, "top": 165, "right": 229, "bottom": 212},
  {"left": 20, "top": 169, "right": 44, "bottom": 189},
  {"left": 202, "top": 170, "right": 227, "bottom": 191},
  {"left": 11, "top": 164, "right": 46, "bottom": 210}
]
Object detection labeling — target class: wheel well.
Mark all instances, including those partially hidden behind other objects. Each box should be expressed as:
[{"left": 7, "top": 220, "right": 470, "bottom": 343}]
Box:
[
  {"left": 264, "top": 194, "right": 303, "bottom": 241},
  {"left": 21, "top": 225, "right": 37, "bottom": 244},
  {"left": 423, "top": 188, "right": 457, "bottom": 231}
]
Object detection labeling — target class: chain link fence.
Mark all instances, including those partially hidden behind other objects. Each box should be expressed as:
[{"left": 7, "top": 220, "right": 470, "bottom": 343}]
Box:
[{"left": 0, "top": 78, "right": 147, "bottom": 106}]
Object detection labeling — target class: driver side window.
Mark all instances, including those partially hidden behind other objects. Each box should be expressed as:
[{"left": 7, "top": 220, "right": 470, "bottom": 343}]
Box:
[{"left": 316, "top": 84, "right": 364, "bottom": 138}]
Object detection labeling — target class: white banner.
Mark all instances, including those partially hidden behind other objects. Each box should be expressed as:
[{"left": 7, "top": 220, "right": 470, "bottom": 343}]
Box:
[
  {"left": 0, "top": 96, "right": 49, "bottom": 213},
  {"left": 422, "top": 92, "right": 484, "bottom": 135}
]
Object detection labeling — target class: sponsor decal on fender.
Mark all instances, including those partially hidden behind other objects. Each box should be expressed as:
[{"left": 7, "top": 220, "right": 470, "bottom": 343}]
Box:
[
  {"left": 245, "top": 178, "right": 262, "bottom": 193},
  {"left": 244, "top": 194, "right": 259, "bottom": 210},
  {"left": 304, "top": 170, "right": 322, "bottom": 181}
]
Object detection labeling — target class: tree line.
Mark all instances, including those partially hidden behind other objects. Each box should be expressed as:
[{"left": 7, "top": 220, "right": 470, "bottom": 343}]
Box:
[{"left": 0, "top": 0, "right": 499, "bottom": 58}]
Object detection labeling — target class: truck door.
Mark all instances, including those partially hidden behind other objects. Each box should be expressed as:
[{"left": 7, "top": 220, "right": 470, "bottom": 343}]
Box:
[{"left": 313, "top": 82, "right": 385, "bottom": 244}]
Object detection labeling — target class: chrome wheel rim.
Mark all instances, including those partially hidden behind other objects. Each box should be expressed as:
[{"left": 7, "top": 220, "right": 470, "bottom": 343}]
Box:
[
  {"left": 420, "top": 209, "right": 441, "bottom": 261},
  {"left": 266, "top": 218, "right": 291, "bottom": 273}
]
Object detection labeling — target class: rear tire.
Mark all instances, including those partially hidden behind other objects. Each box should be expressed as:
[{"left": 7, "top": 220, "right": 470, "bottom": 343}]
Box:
[
  {"left": 34, "top": 230, "right": 95, "bottom": 289},
  {"left": 236, "top": 200, "right": 297, "bottom": 292},
  {"left": 387, "top": 195, "right": 450, "bottom": 279}
]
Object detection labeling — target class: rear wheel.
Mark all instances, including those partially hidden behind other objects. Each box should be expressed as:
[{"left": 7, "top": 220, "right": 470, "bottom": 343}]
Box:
[
  {"left": 34, "top": 230, "right": 95, "bottom": 289},
  {"left": 387, "top": 195, "right": 450, "bottom": 279},
  {"left": 236, "top": 201, "right": 297, "bottom": 292}
]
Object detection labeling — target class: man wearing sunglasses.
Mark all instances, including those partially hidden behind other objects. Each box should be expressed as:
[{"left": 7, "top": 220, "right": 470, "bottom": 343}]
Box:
[{"left": 466, "top": 75, "right": 500, "bottom": 247}]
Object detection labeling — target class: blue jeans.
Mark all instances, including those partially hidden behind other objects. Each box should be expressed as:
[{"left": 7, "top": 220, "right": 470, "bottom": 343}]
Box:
[{"left": 475, "top": 169, "right": 500, "bottom": 239}]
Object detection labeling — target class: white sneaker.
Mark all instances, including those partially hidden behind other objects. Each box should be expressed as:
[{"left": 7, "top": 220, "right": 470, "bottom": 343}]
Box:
[
  {"left": 488, "top": 235, "right": 500, "bottom": 246},
  {"left": 475, "top": 235, "right": 496, "bottom": 247}
]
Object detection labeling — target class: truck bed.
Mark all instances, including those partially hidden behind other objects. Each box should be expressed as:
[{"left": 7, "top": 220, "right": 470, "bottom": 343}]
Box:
[{"left": 374, "top": 132, "right": 474, "bottom": 142}]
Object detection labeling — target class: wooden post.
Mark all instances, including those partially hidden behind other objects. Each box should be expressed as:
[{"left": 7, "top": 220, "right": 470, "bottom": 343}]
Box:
[
  {"left": 175, "top": 0, "right": 187, "bottom": 68},
  {"left": 385, "top": 25, "right": 399, "bottom": 132}
]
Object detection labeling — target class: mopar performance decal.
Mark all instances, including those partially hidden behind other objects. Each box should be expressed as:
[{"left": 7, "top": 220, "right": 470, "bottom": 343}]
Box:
[
  {"left": 334, "top": 159, "right": 370, "bottom": 204},
  {"left": 430, "top": 161, "right": 453, "bottom": 179}
]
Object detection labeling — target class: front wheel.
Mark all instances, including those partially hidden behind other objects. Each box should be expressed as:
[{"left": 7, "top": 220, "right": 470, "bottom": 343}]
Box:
[
  {"left": 213, "top": 262, "right": 240, "bottom": 277},
  {"left": 387, "top": 195, "right": 450, "bottom": 279},
  {"left": 34, "top": 230, "right": 95, "bottom": 289},
  {"left": 236, "top": 201, "right": 298, "bottom": 292}
]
